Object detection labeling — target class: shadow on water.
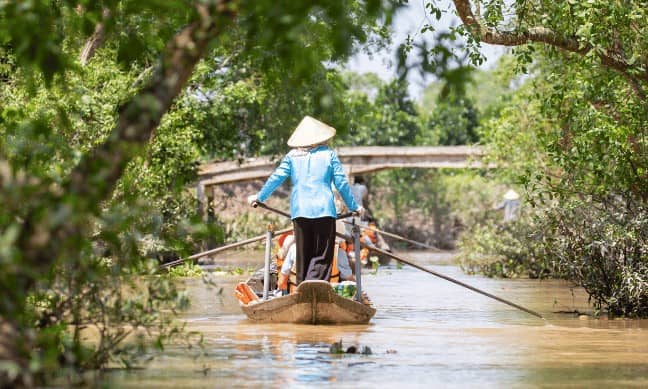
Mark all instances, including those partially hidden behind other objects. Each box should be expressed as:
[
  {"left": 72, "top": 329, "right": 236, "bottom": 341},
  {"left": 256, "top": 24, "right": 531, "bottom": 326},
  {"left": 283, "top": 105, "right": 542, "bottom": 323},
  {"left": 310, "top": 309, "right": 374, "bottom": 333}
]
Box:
[{"left": 107, "top": 251, "right": 648, "bottom": 388}]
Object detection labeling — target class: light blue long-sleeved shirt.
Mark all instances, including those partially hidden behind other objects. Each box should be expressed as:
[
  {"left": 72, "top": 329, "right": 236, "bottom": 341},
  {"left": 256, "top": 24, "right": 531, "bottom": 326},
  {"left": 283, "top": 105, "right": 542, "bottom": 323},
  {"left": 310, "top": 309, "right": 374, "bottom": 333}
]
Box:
[{"left": 257, "top": 145, "right": 359, "bottom": 219}]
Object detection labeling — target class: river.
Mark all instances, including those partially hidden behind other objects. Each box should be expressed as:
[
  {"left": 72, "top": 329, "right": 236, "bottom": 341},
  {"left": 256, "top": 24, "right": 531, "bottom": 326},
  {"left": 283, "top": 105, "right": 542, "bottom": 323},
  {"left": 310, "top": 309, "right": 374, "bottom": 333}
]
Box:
[{"left": 106, "top": 251, "right": 648, "bottom": 388}]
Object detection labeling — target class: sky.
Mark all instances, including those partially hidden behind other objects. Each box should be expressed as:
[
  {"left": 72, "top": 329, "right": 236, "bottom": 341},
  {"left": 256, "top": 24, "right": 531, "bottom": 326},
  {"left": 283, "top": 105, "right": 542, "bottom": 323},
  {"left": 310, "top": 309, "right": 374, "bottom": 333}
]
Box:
[{"left": 347, "top": 0, "right": 507, "bottom": 100}]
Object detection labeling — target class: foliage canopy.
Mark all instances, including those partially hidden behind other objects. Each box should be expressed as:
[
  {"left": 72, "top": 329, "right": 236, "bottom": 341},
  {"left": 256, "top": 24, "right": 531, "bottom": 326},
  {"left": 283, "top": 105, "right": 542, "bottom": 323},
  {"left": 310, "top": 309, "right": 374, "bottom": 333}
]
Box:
[{"left": 0, "top": 0, "right": 401, "bottom": 386}]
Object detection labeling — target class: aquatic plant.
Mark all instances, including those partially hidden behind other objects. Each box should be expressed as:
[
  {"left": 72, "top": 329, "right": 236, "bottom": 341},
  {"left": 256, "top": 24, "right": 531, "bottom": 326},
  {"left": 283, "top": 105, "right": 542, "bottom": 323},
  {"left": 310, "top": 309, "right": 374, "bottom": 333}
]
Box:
[{"left": 167, "top": 262, "right": 204, "bottom": 278}]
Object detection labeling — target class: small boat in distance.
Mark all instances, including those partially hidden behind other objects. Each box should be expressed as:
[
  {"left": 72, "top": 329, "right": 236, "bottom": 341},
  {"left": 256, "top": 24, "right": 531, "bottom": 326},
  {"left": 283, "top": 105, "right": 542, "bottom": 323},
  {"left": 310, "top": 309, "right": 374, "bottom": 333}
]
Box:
[{"left": 239, "top": 280, "right": 376, "bottom": 325}]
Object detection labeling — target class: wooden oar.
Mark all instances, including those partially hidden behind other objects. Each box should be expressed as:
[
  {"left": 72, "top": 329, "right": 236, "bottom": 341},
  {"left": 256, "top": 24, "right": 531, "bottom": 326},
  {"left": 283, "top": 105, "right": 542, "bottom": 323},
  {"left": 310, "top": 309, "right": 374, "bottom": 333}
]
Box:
[
  {"left": 343, "top": 232, "right": 544, "bottom": 319},
  {"left": 254, "top": 202, "right": 544, "bottom": 319},
  {"left": 159, "top": 227, "right": 293, "bottom": 269},
  {"left": 341, "top": 220, "right": 443, "bottom": 251}
]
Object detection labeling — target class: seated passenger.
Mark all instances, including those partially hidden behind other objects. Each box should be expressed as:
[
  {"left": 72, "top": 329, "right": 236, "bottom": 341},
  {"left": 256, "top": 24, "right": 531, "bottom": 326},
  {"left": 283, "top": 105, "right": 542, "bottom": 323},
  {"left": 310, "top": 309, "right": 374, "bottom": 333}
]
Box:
[
  {"left": 345, "top": 229, "right": 375, "bottom": 266},
  {"left": 334, "top": 244, "right": 355, "bottom": 282},
  {"left": 277, "top": 240, "right": 297, "bottom": 294},
  {"left": 275, "top": 232, "right": 294, "bottom": 271},
  {"left": 245, "top": 231, "right": 293, "bottom": 295},
  {"left": 277, "top": 241, "right": 354, "bottom": 294},
  {"left": 365, "top": 220, "right": 391, "bottom": 252}
]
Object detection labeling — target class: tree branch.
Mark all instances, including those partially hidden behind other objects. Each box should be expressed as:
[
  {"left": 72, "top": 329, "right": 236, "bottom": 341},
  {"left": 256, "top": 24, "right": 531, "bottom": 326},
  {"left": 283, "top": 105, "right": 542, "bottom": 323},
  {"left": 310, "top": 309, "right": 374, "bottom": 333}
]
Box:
[
  {"left": 80, "top": 9, "right": 110, "bottom": 66},
  {"left": 19, "top": 1, "right": 237, "bottom": 268},
  {"left": 451, "top": 0, "right": 647, "bottom": 100}
]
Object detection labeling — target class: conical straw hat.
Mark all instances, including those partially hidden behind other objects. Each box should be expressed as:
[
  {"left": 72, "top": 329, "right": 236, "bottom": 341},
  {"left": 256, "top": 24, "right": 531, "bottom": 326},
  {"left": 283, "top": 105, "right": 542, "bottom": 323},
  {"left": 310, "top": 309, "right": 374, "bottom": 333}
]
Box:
[
  {"left": 503, "top": 189, "right": 520, "bottom": 200},
  {"left": 287, "top": 116, "right": 336, "bottom": 147}
]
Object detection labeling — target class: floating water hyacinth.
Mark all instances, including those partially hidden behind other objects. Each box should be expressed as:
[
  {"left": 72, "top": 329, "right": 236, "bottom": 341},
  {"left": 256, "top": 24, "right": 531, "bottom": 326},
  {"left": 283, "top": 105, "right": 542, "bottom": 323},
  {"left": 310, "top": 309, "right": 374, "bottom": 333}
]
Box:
[{"left": 332, "top": 281, "right": 356, "bottom": 298}]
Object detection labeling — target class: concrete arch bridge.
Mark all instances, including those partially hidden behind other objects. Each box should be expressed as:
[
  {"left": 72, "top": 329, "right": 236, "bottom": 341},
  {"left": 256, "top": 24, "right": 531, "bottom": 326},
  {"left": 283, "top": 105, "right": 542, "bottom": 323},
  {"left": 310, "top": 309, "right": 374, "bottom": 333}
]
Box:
[{"left": 196, "top": 145, "right": 486, "bottom": 206}]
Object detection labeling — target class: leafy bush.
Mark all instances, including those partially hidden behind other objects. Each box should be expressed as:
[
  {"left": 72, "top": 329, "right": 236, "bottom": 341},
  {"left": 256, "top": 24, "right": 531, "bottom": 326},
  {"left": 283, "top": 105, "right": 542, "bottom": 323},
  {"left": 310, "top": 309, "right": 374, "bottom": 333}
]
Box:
[
  {"left": 541, "top": 199, "right": 648, "bottom": 317},
  {"left": 458, "top": 195, "right": 648, "bottom": 317},
  {"left": 457, "top": 213, "right": 551, "bottom": 278}
]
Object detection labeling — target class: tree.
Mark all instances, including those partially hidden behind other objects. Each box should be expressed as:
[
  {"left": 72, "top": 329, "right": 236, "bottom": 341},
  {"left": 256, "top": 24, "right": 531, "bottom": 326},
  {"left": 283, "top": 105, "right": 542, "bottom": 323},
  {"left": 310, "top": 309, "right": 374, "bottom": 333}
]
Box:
[
  {"left": 436, "top": 0, "right": 648, "bottom": 315},
  {"left": 448, "top": 0, "right": 648, "bottom": 100},
  {"left": 422, "top": 98, "right": 479, "bottom": 145},
  {"left": 417, "top": 67, "right": 480, "bottom": 147},
  {"left": 436, "top": 0, "right": 647, "bottom": 204},
  {"left": 0, "top": 1, "right": 400, "bottom": 385},
  {"left": 339, "top": 77, "right": 420, "bottom": 146}
]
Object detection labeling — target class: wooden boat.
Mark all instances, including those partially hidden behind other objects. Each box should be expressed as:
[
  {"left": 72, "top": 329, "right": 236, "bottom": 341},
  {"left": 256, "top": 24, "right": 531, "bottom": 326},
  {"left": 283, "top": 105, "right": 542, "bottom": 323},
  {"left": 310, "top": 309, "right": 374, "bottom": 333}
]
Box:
[{"left": 240, "top": 280, "right": 376, "bottom": 324}]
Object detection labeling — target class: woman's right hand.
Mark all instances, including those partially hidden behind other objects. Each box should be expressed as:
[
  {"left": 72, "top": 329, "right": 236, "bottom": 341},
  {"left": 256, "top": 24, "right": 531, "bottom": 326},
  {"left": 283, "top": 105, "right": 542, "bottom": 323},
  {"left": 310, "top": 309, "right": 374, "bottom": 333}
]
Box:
[{"left": 247, "top": 194, "right": 258, "bottom": 206}]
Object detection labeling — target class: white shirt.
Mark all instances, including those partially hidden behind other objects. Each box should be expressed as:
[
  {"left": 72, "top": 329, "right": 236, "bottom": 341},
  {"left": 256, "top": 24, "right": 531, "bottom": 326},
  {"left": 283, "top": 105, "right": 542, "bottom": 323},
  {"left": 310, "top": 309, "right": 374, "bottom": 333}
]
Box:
[{"left": 351, "top": 183, "right": 368, "bottom": 207}]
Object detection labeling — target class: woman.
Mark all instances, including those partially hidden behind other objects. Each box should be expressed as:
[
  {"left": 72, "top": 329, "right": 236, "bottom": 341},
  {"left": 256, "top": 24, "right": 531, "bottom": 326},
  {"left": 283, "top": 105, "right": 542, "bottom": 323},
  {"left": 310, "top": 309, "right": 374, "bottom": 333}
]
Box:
[{"left": 247, "top": 116, "right": 363, "bottom": 285}]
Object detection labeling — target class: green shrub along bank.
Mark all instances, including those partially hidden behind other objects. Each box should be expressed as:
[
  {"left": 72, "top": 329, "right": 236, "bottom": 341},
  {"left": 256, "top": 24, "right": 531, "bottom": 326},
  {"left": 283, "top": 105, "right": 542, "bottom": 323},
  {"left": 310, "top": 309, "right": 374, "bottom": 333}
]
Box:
[
  {"left": 541, "top": 200, "right": 648, "bottom": 317},
  {"left": 457, "top": 213, "right": 551, "bottom": 279},
  {"left": 459, "top": 198, "right": 648, "bottom": 317}
]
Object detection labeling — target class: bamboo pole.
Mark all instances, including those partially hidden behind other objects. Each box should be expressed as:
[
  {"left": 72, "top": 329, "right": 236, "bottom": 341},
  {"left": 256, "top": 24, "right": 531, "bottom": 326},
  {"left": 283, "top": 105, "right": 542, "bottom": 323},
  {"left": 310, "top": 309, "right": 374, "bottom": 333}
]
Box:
[
  {"left": 263, "top": 224, "right": 273, "bottom": 300},
  {"left": 340, "top": 232, "right": 544, "bottom": 319},
  {"left": 159, "top": 227, "right": 293, "bottom": 269},
  {"left": 342, "top": 220, "right": 443, "bottom": 251}
]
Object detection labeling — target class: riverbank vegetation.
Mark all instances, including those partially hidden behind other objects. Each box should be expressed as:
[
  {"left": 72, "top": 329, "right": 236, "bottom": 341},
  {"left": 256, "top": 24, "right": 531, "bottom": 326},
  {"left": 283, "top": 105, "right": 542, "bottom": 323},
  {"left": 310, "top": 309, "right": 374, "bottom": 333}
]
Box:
[
  {"left": 446, "top": 0, "right": 648, "bottom": 317},
  {"left": 1, "top": 0, "right": 646, "bottom": 387}
]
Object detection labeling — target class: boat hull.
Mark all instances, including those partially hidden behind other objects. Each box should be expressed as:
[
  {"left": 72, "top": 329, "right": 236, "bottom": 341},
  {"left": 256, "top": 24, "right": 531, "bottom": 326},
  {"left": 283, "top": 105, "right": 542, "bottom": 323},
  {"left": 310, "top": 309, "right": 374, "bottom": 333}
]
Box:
[{"left": 240, "top": 280, "right": 376, "bottom": 324}]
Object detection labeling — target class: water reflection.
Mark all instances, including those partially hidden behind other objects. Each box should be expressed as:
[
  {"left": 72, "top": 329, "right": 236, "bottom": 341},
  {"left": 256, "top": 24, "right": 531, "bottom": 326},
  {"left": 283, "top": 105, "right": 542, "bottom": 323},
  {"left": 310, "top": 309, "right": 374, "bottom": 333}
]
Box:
[{"left": 107, "top": 251, "right": 648, "bottom": 388}]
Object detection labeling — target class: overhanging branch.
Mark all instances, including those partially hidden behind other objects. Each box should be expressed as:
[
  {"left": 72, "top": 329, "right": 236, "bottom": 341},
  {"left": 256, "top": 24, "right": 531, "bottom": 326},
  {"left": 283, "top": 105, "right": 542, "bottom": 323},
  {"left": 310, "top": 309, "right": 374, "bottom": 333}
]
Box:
[
  {"left": 68, "top": 1, "right": 235, "bottom": 206},
  {"left": 451, "top": 0, "right": 647, "bottom": 100}
]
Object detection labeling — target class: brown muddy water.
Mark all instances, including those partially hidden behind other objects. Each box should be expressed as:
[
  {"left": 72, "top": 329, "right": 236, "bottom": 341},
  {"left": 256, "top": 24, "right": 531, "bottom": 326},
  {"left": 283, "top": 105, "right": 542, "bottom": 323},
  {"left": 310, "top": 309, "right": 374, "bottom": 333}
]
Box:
[{"left": 106, "top": 251, "right": 648, "bottom": 388}]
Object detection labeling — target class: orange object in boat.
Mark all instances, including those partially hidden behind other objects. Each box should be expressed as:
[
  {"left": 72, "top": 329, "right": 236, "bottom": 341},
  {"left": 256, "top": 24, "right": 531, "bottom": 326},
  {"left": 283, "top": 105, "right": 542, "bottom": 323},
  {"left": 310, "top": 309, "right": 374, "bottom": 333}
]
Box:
[
  {"left": 234, "top": 290, "right": 251, "bottom": 305},
  {"left": 364, "top": 226, "right": 378, "bottom": 244},
  {"left": 236, "top": 282, "right": 259, "bottom": 302}
]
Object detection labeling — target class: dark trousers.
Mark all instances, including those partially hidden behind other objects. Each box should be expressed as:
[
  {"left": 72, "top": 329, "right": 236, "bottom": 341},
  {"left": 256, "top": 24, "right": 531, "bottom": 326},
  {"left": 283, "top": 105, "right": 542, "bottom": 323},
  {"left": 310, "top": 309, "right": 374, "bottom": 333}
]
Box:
[{"left": 293, "top": 217, "right": 336, "bottom": 284}]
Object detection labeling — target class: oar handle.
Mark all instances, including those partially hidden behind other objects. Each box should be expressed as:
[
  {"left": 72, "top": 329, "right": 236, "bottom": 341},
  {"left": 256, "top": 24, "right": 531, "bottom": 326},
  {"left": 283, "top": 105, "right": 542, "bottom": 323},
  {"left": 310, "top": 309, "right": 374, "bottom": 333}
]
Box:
[
  {"left": 252, "top": 201, "right": 290, "bottom": 218},
  {"left": 336, "top": 211, "right": 359, "bottom": 220}
]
